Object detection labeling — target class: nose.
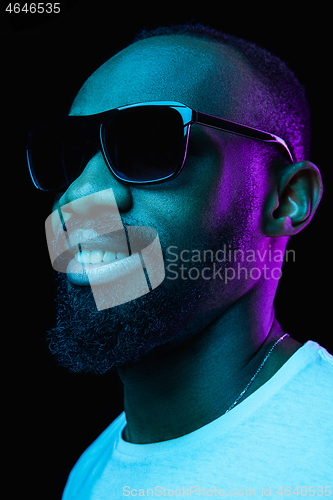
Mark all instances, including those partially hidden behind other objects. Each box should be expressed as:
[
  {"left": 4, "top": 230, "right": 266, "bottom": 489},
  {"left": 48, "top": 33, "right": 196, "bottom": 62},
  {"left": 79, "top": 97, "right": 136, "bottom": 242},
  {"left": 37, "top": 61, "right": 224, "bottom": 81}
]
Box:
[{"left": 58, "top": 151, "right": 133, "bottom": 216}]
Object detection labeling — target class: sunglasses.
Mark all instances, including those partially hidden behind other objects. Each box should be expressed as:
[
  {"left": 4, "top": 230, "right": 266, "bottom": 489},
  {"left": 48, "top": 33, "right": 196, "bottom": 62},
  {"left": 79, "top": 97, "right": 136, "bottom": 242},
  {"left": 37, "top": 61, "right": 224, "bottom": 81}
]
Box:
[{"left": 26, "top": 101, "right": 294, "bottom": 192}]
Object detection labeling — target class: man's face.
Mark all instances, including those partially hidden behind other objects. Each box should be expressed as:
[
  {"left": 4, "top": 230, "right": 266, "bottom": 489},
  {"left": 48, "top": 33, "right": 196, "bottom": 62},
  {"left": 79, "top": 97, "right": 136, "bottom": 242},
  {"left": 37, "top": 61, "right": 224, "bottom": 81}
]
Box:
[{"left": 48, "top": 35, "right": 275, "bottom": 373}]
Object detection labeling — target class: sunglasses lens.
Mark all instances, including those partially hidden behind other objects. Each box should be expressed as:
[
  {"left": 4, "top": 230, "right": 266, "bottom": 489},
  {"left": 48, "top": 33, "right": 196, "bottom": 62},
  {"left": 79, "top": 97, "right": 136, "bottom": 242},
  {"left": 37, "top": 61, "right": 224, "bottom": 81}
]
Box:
[
  {"left": 27, "top": 119, "right": 89, "bottom": 192},
  {"left": 102, "top": 106, "right": 186, "bottom": 182},
  {"left": 27, "top": 105, "right": 187, "bottom": 191}
]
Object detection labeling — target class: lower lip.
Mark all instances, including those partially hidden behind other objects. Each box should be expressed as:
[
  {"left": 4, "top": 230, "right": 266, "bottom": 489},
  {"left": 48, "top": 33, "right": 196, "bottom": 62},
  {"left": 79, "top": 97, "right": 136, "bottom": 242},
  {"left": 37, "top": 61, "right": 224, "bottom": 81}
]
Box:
[{"left": 66, "top": 254, "right": 142, "bottom": 286}]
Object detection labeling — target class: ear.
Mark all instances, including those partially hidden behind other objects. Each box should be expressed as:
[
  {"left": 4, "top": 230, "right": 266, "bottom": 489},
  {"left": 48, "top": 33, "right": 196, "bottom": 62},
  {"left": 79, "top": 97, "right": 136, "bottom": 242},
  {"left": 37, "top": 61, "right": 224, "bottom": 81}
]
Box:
[{"left": 264, "top": 161, "right": 323, "bottom": 237}]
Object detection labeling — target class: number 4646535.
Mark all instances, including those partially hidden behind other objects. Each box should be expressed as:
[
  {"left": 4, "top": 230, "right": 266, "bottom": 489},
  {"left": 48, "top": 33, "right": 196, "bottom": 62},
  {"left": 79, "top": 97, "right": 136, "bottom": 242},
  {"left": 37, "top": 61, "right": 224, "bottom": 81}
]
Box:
[
  {"left": 5, "top": 3, "right": 61, "bottom": 13},
  {"left": 277, "top": 486, "right": 331, "bottom": 496}
]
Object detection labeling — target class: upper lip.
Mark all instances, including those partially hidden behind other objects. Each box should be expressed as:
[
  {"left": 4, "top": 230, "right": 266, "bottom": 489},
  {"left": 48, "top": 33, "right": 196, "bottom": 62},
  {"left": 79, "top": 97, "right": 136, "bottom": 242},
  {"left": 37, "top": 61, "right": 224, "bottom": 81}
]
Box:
[{"left": 65, "top": 230, "right": 130, "bottom": 255}]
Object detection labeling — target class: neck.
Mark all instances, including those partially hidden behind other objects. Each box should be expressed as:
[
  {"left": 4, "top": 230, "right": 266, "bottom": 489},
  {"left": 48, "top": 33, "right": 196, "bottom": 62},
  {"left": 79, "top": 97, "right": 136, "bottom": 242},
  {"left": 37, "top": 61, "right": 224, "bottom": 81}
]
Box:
[{"left": 117, "top": 287, "right": 300, "bottom": 444}]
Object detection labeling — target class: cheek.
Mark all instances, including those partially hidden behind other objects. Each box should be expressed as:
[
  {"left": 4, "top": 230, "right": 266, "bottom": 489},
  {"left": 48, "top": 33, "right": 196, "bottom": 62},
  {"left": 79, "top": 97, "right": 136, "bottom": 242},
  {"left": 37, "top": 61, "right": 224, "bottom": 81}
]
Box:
[
  {"left": 206, "top": 148, "right": 268, "bottom": 237},
  {"left": 134, "top": 158, "right": 223, "bottom": 236}
]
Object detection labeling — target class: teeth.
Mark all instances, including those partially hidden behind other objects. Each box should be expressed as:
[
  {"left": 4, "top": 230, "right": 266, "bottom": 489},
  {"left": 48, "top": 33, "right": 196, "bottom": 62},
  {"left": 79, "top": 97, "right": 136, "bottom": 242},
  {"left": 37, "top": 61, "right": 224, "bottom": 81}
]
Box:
[
  {"left": 90, "top": 250, "right": 104, "bottom": 264},
  {"left": 76, "top": 250, "right": 90, "bottom": 264},
  {"left": 74, "top": 250, "right": 129, "bottom": 264},
  {"left": 103, "top": 251, "right": 116, "bottom": 262},
  {"left": 116, "top": 252, "right": 129, "bottom": 260}
]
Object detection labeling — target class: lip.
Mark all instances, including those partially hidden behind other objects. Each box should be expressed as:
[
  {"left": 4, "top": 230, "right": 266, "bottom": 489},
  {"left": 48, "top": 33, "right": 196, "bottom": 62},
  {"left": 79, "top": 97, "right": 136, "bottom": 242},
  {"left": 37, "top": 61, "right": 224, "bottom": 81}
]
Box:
[{"left": 67, "top": 252, "right": 143, "bottom": 286}]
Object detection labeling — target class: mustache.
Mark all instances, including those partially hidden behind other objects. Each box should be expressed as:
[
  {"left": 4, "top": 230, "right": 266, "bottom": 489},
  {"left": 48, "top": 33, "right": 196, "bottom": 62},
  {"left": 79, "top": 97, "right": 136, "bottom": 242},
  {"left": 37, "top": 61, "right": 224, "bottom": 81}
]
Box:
[
  {"left": 56, "top": 207, "right": 125, "bottom": 238},
  {"left": 54, "top": 203, "right": 155, "bottom": 240}
]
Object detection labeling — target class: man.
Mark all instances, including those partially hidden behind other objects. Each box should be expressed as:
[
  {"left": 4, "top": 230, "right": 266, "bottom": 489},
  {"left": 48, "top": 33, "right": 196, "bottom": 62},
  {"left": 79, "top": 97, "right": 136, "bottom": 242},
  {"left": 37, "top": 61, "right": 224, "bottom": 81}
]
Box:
[{"left": 27, "top": 24, "right": 331, "bottom": 497}]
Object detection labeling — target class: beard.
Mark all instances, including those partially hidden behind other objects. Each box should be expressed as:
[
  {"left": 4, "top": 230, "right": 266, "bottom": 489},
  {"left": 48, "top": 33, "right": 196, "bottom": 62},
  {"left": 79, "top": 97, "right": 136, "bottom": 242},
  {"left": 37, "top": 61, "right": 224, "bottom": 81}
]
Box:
[{"left": 47, "top": 262, "right": 210, "bottom": 374}]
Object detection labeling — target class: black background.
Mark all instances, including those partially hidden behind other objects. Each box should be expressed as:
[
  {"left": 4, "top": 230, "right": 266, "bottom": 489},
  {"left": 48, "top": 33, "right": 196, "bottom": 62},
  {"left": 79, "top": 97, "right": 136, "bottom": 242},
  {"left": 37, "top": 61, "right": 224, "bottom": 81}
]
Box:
[{"left": 3, "top": 2, "right": 331, "bottom": 498}]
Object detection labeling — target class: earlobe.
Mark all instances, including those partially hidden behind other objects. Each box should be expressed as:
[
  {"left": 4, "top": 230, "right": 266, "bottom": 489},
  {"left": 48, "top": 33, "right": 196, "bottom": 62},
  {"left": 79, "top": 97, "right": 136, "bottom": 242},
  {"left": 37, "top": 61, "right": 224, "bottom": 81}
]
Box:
[{"left": 264, "top": 161, "right": 323, "bottom": 237}]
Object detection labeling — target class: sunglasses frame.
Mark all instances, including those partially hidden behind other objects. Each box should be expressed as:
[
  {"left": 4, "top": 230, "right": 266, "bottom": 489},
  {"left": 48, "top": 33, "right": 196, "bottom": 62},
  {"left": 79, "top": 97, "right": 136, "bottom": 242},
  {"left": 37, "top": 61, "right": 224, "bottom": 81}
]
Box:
[{"left": 26, "top": 101, "right": 295, "bottom": 191}]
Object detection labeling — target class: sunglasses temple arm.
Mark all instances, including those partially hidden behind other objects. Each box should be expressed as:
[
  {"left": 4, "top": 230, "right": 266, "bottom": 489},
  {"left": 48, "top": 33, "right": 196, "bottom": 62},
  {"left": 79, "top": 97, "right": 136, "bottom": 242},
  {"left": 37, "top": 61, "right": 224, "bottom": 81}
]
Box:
[{"left": 194, "top": 111, "right": 295, "bottom": 163}]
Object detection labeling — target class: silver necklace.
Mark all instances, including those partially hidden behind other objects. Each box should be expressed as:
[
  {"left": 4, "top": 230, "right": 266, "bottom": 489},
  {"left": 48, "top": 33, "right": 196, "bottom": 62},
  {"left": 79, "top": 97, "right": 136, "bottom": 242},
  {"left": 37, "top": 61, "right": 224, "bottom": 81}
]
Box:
[{"left": 225, "top": 333, "right": 289, "bottom": 414}]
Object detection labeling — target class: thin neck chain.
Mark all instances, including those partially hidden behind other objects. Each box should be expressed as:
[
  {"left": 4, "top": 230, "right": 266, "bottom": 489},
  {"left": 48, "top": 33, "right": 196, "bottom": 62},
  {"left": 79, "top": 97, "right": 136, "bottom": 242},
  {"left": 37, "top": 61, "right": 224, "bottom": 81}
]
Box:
[{"left": 225, "top": 333, "right": 289, "bottom": 414}]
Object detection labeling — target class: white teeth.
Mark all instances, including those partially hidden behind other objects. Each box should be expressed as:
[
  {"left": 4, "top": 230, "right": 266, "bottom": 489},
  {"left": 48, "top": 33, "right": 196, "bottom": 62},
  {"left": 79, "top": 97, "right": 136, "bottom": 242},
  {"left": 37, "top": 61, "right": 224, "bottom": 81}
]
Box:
[
  {"left": 76, "top": 250, "right": 90, "bottom": 264},
  {"left": 90, "top": 250, "right": 104, "bottom": 264},
  {"left": 116, "top": 252, "right": 128, "bottom": 260},
  {"left": 74, "top": 249, "right": 129, "bottom": 264},
  {"left": 103, "top": 251, "right": 116, "bottom": 262}
]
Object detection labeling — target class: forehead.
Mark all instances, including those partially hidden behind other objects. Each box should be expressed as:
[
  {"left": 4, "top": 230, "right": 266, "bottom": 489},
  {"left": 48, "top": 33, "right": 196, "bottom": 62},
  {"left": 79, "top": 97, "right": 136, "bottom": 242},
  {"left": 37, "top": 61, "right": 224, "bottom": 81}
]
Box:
[{"left": 70, "top": 35, "right": 254, "bottom": 119}]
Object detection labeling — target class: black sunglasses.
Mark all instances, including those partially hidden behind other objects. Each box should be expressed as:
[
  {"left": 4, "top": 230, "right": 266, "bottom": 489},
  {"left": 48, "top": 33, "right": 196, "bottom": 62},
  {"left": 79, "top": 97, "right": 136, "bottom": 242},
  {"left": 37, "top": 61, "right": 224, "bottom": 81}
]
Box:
[{"left": 26, "top": 101, "right": 294, "bottom": 192}]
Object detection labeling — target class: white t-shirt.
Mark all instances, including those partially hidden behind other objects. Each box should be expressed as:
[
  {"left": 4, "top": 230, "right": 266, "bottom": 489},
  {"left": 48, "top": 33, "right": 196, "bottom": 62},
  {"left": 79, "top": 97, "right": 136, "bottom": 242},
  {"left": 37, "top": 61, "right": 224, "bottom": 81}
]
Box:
[{"left": 62, "top": 341, "right": 333, "bottom": 499}]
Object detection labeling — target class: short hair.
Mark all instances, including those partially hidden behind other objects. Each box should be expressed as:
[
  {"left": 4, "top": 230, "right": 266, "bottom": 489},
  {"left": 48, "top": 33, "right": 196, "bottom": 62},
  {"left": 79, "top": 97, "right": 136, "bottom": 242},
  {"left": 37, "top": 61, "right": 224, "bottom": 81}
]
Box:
[{"left": 132, "top": 23, "right": 311, "bottom": 163}]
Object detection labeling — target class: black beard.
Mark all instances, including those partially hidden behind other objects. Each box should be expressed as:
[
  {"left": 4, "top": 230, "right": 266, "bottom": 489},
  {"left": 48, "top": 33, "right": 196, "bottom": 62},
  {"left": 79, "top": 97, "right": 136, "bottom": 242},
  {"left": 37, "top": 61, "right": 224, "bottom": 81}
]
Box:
[{"left": 47, "top": 268, "right": 207, "bottom": 374}]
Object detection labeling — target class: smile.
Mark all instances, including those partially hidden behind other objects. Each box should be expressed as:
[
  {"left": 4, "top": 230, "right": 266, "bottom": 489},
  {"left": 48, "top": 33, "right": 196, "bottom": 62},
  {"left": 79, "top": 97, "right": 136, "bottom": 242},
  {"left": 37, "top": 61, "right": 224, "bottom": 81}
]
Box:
[
  {"left": 67, "top": 249, "right": 142, "bottom": 287},
  {"left": 49, "top": 224, "right": 163, "bottom": 290}
]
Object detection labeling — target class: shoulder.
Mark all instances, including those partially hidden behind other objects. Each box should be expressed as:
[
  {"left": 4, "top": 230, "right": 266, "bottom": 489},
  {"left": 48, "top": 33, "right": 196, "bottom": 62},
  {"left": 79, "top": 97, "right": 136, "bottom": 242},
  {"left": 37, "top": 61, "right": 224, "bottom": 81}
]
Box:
[
  {"left": 301, "top": 341, "right": 333, "bottom": 385},
  {"left": 62, "top": 412, "right": 126, "bottom": 499},
  {"left": 281, "top": 341, "right": 333, "bottom": 426}
]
